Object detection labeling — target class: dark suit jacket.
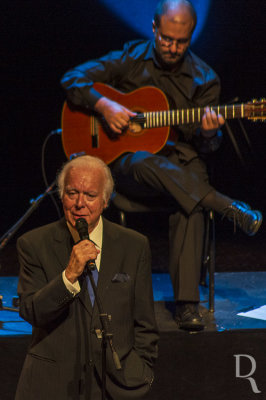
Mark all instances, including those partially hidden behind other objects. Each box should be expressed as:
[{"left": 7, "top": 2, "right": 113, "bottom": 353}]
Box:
[{"left": 15, "top": 217, "right": 158, "bottom": 400}]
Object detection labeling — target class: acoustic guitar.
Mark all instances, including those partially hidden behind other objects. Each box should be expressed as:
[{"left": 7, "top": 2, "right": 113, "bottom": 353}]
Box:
[{"left": 61, "top": 83, "right": 265, "bottom": 164}]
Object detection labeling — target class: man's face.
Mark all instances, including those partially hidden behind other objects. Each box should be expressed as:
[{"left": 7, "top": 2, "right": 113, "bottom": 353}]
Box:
[
  {"left": 153, "top": 8, "right": 194, "bottom": 67},
  {"left": 62, "top": 166, "right": 107, "bottom": 233}
]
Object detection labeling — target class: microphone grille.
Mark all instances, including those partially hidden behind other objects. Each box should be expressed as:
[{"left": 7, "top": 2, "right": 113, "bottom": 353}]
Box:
[{"left": 75, "top": 218, "right": 89, "bottom": 240}]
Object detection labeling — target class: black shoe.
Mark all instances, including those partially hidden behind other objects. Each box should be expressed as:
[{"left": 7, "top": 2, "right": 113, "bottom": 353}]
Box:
[
  {"left": 175, "top": 302, "right": 204, "bottom": 331},
  {"left": 223, "top": 200, "right": 263, "bottom": 236}
]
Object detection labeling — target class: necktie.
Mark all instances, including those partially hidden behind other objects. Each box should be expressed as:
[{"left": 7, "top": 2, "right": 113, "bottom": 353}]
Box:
[{"left": 86, "top": 267, "right": 99, "bottom": 305}]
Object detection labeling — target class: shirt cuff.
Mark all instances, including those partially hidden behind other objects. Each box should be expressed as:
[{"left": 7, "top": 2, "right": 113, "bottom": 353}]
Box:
[{"left": 62, "top": 270, "right": 81, "bottom": 296}]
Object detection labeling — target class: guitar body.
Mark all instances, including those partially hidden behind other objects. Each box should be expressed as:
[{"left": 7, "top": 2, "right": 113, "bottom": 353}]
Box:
[{"left": 61, "top": 83, "right": 170, "bottom": 164}]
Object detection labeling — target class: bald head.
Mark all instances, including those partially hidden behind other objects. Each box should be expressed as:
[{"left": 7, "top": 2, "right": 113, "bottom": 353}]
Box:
[{"left": 154, "top": 0, "right": 197, "bottom": 32}]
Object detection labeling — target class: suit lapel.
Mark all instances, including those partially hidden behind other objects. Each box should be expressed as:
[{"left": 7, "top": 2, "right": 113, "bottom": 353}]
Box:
[
  {"left": 51, "top": 218, "right": 72, "bottom": 274},
  {"left": 96, "top": 218, "right": 122, "bottom": 305}
]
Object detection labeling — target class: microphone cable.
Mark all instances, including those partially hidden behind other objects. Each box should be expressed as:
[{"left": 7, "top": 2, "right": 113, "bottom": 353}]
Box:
[{"left": 41, "top": 128, "right": 63, "bottom": 219}]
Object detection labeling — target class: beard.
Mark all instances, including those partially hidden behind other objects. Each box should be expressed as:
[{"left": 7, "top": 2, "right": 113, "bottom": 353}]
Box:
[{"left": 155, "top": 46, "right": 186, "bottom": 70}]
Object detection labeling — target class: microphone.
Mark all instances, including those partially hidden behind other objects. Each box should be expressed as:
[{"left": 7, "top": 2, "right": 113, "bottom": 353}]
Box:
[{"left": 75, "top": 218, "right": 96, "bottom": 271}]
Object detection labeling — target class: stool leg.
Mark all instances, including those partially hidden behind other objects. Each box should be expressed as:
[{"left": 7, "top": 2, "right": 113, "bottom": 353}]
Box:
[
  {"left": 208, "top": 210, "right": 215, "bottom": 313},
  {"left": 200, "top": 211, "right": 210, "bottom": 287}
]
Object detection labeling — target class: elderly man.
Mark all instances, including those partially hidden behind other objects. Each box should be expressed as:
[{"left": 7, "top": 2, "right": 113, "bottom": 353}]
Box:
[{"left": 15, "top": 155, "right": 158, "bottom": 400}]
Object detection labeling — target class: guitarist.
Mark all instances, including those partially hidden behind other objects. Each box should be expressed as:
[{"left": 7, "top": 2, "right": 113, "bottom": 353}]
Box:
[{"left": 61, "top": 0, "right": 262, "bottom": 331}]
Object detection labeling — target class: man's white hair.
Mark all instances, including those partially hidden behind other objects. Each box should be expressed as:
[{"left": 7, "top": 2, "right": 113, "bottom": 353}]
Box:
[{"left": 57, "top": 155, "right": 114, "bottom": 203}]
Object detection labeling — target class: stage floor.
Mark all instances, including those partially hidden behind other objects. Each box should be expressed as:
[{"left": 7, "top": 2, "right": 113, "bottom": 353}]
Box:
[
  {"left": 1, "top": 273, "right": 266, "bottom": 400},
  {"left": 1, "top": 272, "right": 266, "bottom": 336}
]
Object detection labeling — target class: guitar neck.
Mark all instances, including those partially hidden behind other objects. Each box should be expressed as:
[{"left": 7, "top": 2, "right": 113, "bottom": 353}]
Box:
[{"left": 134, "top": 103, "right": 260, "bottom": 129}]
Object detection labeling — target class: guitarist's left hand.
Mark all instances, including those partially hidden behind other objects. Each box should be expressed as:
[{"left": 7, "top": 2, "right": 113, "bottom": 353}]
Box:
[{"left": 201, "top": 107, "right": 225, "bottom": 138}]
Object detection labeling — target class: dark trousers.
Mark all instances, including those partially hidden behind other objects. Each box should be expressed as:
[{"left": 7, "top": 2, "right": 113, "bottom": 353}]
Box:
[{"left": 112, "top": 150, "right": 214, "bottom": 302}]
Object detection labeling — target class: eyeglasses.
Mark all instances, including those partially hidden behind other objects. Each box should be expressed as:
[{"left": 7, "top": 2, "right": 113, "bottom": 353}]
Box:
[{"left": 156, "top": 30, "right": 191, "bottom": 47}]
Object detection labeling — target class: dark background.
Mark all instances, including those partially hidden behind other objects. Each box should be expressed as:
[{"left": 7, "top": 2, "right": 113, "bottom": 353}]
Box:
[{"left": 1, "top": 0, "right": 266, "bottom": 275}]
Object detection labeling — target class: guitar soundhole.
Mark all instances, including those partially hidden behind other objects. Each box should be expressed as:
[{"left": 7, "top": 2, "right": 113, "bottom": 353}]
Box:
[
  {"left": 128, "top": 109, "right": 145, "bottom": 135},
  {"left": 128, "top": 121, "right": 142, "bottom": 134}
]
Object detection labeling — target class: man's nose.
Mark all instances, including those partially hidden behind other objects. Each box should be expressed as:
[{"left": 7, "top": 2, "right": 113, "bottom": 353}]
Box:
[
  {"left": 76, "top": 193, "right": 85, "bottom": 207},
  {"left": 169, "top": 41, "right": 178, "bottom": 53}
]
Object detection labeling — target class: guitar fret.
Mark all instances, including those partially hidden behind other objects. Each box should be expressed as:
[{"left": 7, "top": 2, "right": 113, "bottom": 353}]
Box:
[
  {"left": 198, "top": 108, "right": 200, "bottom": 122},
  {"left": 241, "top": 103, "right": 244, "bottom": 118},
  {"left": 233, "top": 104, "right": 235, "bottom": 119},
  {"left": 181, "top": 109, "right": 184, "bottom": 124},
  {"left": 187, "top": 109, "right": 189, "bottom": 124},
  {"left": 225, "top": 106, "right": 227, "bottom": 119},
  {"left": 192, "top": 108, "right": 195, "bottom": 123},
  {"left": 217, "top": 105, "right": 220, "bottom": 116}
]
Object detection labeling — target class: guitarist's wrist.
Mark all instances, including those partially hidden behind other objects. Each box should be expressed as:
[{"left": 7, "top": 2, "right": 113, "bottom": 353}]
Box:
[
  {"left": 94, "top": 96, "right": 109, "bottom": 114},
  {"left": 200, "top": 128, "right": 217, "bottom": 139},
  {"left": 195, "top": 128, "right": 223, "bottom": 153}
]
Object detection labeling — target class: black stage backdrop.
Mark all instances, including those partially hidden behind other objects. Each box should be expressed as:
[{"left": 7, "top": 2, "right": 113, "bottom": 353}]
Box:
[{"left": 1, "top": 0, "right": 266, "bottom": 272}]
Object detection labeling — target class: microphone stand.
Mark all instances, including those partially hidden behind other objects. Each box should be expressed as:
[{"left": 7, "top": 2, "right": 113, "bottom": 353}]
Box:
[
  {"left": 86, "top": 264, "right": 121, "bottom": 400},
  {"left": 0, "top": 181, "right": 56, "bottom": 252},
  {"left": 0, "top": 182, "right": 57, "bottom": 313}
]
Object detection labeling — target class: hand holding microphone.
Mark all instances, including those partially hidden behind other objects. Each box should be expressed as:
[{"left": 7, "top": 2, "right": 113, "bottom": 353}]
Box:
[{"left": 65, "top": 218, "right": 99, "bottom": 283}]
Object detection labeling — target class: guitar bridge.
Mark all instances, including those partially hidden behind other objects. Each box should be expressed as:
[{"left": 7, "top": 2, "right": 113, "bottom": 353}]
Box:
[{"left": 92, "top": 134, "right": 99, "bottom": 148}]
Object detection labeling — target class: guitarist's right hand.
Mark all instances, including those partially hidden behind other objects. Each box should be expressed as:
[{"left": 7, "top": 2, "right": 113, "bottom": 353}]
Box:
[{"left": 95, "top": 97, "right": 136, "bottom": 134}]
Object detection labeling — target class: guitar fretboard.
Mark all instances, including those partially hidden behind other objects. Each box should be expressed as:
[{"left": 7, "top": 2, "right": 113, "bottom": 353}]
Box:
[{"left": 132, "top": 103, "right": 261, "bottom": 128}]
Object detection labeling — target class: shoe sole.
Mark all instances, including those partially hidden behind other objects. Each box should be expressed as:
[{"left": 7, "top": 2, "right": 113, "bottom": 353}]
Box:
[
  {"left": 176, "top": 320, "right": 205, "bottom": 331},
  {"left": 248, "top": 211, "right": 263, "bottom": 236}
]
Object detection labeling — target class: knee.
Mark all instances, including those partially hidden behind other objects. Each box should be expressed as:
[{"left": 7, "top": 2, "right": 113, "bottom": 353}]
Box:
[{"left": 129, "top": 151, "right": 154, "bottom": 174}]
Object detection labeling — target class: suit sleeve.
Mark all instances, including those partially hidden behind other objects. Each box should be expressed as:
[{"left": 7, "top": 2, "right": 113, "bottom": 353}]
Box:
[{"left": 17, "top": 234, "right": 75, "bottom": 328}]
